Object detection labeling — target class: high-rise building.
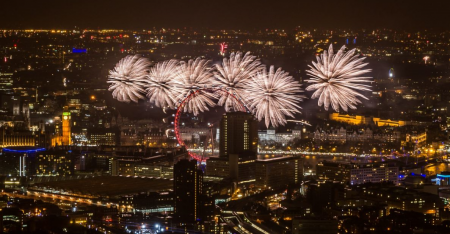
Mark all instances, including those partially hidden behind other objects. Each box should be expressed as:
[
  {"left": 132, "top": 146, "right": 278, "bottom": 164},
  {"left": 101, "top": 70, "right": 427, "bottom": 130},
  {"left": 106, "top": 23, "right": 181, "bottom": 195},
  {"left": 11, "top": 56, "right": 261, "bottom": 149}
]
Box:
[
  {"left": 219, "top": 112, "right": 258, "bottom": 157},
  {"left": 173, "top": 159, "right": 203, "bottom": 224},
  {"left": 208, "top": 112, "right": 259, "bottom": 184}
]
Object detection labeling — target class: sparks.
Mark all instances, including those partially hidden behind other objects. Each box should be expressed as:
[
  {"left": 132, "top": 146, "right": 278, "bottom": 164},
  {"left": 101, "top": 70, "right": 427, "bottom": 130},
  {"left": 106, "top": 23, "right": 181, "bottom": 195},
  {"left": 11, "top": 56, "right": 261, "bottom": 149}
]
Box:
[
  {"left": 172, "top": 58, "right": 216, "bottom": 115},
  {"left": 107, "top": 55, "right": 150, "bottom": 103},
  {"left": 246, "top": 66, "right": 304, "bottom": 128},
  {"left": 306, "top": 44, "right": 372, "bottom": 112},
  {"left": 213, "top": 51, "right": 263, "bottom": 112},
  {"left": 146, "top": 59, "right": 179, "bottom": 108}
]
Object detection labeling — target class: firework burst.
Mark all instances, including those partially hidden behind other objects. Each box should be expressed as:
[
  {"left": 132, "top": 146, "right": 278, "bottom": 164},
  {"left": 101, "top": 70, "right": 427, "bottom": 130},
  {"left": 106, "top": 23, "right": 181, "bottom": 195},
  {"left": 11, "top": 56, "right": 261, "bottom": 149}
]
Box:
[
  {"left": 306, "top": 44, "right": 372, "bottom": 112},
  {"left": 213, "top": 51, "right": 263, "bottom": 112},
  {"left": 108, "top": 55, "right": 150, "bottom": 103},
  {"left": 146, "top": 59, "right": 179, "bottom": 108},
  {"left": 172, "top": 58, "right": 216, "bottom": 115},
  {"left": 246, "top": 66, "right": 303, "bottom": 128}
]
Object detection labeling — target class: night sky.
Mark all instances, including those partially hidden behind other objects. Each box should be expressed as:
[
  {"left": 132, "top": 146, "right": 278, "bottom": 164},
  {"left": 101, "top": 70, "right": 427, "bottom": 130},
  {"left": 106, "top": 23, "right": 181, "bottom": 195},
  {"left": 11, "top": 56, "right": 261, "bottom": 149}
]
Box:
[{"left": 1, "top": 0, "right": 449, "bottom": 30}]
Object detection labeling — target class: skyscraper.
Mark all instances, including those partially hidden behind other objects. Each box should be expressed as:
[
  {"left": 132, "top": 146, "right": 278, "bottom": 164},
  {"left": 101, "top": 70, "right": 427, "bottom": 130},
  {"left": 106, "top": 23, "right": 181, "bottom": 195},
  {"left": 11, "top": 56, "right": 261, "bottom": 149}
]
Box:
[
  {"left": 219, "top": 112, "right": 258, "bottom": 158},
  {"left": 173, "top": 159, "right": 203, "bottom": 224}
]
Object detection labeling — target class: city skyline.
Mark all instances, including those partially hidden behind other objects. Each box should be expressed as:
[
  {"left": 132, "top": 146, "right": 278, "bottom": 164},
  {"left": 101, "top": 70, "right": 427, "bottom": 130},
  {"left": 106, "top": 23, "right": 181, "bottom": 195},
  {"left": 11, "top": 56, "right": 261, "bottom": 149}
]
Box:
[{"left": 1, "top": 2, "right": 450, "bottom": 233}]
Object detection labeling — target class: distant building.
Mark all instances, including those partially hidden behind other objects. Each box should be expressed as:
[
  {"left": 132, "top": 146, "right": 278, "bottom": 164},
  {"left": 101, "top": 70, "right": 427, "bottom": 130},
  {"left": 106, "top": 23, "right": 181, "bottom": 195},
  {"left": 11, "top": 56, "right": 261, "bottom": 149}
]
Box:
[
  {"left": 258, "top": 128, "right": 301, "bottom": 145},
  {"left": 292, "top": 217, "right": 338, "bottom": 234},
  {"left": 0, "top": 127, "right": 41, "bottom": 147},
  {"left": 255, "top": 156, "right": 303, "bottom": 189},
  {"left": 0, "top": 147, "right": 46, "bottom": 177},
  {"left": 36, "top": 151, "right": 74, "bottom": 176},
  {"left": 313, "top": 126, "right": 402, "bottom": 143},
  {"left": 88, "top": 127, "right": 120, "bottom": 146},
  {"left": 51, "top": 112, "right": 71, "bottom": 146},
  {"left": 0, "top": 72, "right": 14, "bottom": 94},
  {"left": 134, "top": 164, "right": 173, "bottom": 179},
  {"left": 329, "top": 113, "right": 406, "bottom": 127},
  {"left": 316, "top": 161, "right": 399, "bottom": 185},
  {"left": 405, "top": 131, "right": 427, "bottom": 147},
  {"left": 329, "top": 113, "right": 372, "bottom": 125}
]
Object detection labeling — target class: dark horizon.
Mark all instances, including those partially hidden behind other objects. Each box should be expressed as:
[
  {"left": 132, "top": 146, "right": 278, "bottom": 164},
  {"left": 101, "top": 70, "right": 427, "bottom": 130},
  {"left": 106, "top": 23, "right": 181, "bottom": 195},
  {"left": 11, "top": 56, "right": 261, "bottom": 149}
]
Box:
[{"left": 1, "top": 0, "right": 449, "bottom": 30}]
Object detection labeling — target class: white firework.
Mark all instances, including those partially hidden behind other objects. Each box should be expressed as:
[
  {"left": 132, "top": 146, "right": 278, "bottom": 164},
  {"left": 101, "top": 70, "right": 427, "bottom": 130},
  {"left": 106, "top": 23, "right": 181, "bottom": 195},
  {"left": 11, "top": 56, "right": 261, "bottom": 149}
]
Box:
[
  {"left": 108, "top": 55, "right": 150, "bottom": 103},
  {"left": 246, "top": 66, "right": 303, "bottom": 128},
  {"left": 172, "top": 58, "right": 216, "bottom": 115},
  {"left": 213, "top": 51, "right": 263, "bottom": 112},
  {"left": 306, "top": 44, "right": 372, "bottom": 112},
  {"left": 146, "top": 59, "right": 179, "bottom": 108}
]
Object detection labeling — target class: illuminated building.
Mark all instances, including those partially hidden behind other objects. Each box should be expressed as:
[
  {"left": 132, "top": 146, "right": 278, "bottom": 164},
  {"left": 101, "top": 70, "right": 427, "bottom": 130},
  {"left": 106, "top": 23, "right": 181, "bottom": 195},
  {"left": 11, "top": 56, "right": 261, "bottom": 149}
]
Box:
[
  {"left": 372, "top": 117, "right": 406, "bottom": 127},
  {"left": 173, "top": 159, "right": 203, "bottom": 223},
  {"left": 36, "top": 152, "right": 74, "bottom": 176},
  {"left": 219, "top": 112, "right": 258, "bottom": 158},
  {"left": 255, "top": 156, "right": 303, "bottom": 189},
  {"left": 28, "top": 176, "right": 172, "bottom": 205},
  {"left": 0, "top": 72, "right": 14, "bottom": 94},
  {"left": 205, "top": 157, "right": 230, "bottom": 178},
  {"left": 329, "top": 113, "right": 371, "bottom": 125},
  {"left": 330, "top": 113, "right": 406, "bottom": 127},
  {"left": 405, "top": 131, "right": 427, "bottom": 146},
  {"left": 206, "top": 113, "right": 259, "bottom": 185},
  {"left": 52, "top": 112, "right": 72, "bottom": 146},
  {"left": 316, "top": 161, "right": 351, "bottom": 184},
  {"left": 258, "top": 128, "right": 302, "bottom": 145},
  {"left": 0, "top": 147, "right": 46, "bottom": 177},
  {"left": 316, "top": 161, "right": 399, "bottom": 185},
  {"left": 88, "top": 128, "right": 119, "bottom": 146},
  {"left": 62, "top": 112, "right": 71, "bottom": 145},
  {"left": 0, "top": 127, "right": 36, "bottom": 147},
  {"left": 120, "top": 192, "right": 174, "bottom": 214},
  {"left": 134, "top": 164, "right": 173, "bottom": 178},
  {"left": 314, "top": 126, "right": 401, "bottom": 143},
  {"left": 347, "top": 184, "right": 444, "bottom": 215}
]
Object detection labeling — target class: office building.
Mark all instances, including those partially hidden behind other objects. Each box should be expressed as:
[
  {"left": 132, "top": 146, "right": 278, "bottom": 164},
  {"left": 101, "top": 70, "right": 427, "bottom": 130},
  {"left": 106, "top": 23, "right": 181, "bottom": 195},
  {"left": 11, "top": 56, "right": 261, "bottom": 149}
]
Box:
[
  {"left": 36, "top": 151, "right": 74, "bottom": 176},
  {"left": 173, "top": 159, "right": 203, "bottom": 223},
  {"left": 219, "top": 112, "right": 258, "bottom": 157},
  {"left": 255, "top": 156, "right": 303, "bottom": 189},
  {"left": 316, "top": 161, "right": 399, "bottom": 185}
]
